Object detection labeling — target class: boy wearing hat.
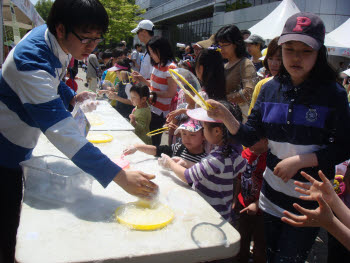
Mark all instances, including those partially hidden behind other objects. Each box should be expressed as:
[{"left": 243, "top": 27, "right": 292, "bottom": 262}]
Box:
[
  {"left": 245, "top": 34, "right": 265, "bottom": 71},
  {"left": 131, "top": 20, "right": 154, "bottom": 80}
]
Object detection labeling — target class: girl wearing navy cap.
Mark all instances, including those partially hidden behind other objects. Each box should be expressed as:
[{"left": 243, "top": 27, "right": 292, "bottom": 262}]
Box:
[{"left": 206, "top": 13, "right": 350, "bottom": 262}]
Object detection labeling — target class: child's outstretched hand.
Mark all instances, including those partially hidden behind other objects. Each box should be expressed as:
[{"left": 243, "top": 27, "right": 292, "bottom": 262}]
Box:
[
  {"left": 158, "top": 153, "right": 172, "bottom": 169},
  {"left": 294, "top": 170, "right": 336, "bottom": 206},
  {"left": 281, "top": 194, "right": 334, "bottom": 228},
  {"left": 129, "top": 114, "right": 136, "bottom": 125},
  {"left": 240, "top": 200, "right": 259, "bottom": 215},
  {"left": 123, "top": 145, "right": 137, "bottom": 156},
  {"left": 273, "top": 156, "right": 301, "bottom": 183},
  {"left": 166, "top": 108, "right": 187, "bottom": 122}
]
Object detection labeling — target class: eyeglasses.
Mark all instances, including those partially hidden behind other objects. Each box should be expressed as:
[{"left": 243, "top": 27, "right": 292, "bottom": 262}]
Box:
[
  {"left": 219, "top": 43, "right": 232, "bottom": 48},
  {"left": 71, "top": 30, "right": 104, "bottom": 44}
]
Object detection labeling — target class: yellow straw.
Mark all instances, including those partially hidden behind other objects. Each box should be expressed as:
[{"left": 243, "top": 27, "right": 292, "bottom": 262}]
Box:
[
  {"left": 146, "top": 127, "right": 169, "bottom": 137},
  {"left": 168, "top": 69, "right": 213, "bottom": 111}
]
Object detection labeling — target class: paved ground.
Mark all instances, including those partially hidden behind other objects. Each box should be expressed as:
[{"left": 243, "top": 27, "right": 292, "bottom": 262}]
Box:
[{"left": 75, "top": 67, "right": 329, "bottom": 262}]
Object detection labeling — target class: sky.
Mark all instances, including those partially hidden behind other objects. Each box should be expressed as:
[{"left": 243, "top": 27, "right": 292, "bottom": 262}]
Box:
[{"left": 30, "top": 0, "right": 39, "bottom": 5}]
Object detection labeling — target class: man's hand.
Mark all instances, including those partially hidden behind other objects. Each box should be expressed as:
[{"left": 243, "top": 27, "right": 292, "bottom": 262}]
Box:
[
  {"left": 123, "top": 145, "right": 137, "bottom": 156},
  {"left": 113, "top": 170, "right": 158, "bottom": 198},
  {"left": 75, "top": 91, "right": 96, "bottom": 103}
]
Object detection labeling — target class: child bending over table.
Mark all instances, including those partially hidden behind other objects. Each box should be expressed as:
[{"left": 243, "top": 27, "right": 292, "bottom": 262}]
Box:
[
  {"left": 158, "top": 101, "right": 247, "bottom": 221},
  {"left": 123, "top": 118, "right": 207, "bottom": 168}
]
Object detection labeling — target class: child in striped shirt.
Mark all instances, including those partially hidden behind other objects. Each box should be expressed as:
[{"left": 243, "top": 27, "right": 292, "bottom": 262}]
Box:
[
  {"left": 123, "top": 119, "right": 207, "bottom": 167},
  {"left": 160, "top": 101, "right": 247, "bottom": 221}
]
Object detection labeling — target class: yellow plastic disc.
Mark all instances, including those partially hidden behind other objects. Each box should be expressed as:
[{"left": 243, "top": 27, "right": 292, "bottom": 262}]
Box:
[
  {"left": 85, "top": 113, "right": 104, "bottom": 126},
  {"left": 87, "top": 133, "right": 113, "bottom": 143},
  {"left": 115, "top": 201, "right": 174, "bottom": 231}
]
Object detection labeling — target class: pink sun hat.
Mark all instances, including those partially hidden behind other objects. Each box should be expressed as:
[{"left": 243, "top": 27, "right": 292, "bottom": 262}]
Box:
[{"left": 187, "top": 108, "right": 223, "bottom": 123}]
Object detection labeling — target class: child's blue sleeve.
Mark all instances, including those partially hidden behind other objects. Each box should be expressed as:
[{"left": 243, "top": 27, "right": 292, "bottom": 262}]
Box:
[
  {"left": 101, "top": 70, "right": 107, "bottom": 81},
  {"left": 57, "top": 81, "right": 76, "bottom": 111}
]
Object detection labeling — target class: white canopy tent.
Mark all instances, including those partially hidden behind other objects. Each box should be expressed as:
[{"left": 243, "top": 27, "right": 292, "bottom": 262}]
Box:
[
  {"left": 325, "top": 19, "right": 350, "bottom": 58},
  {"left": 1, "top": 0, "right": 44, "bottom": 64},
  {"left": 248, "top": 0, "right": 300, "bottom": 42}
]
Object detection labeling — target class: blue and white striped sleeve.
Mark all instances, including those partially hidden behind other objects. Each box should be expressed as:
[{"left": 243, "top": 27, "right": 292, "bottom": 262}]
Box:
[
  {"left": 57, "top": 81, "right": 76, "bottom": 111},
  {"left": 4, "top": 50, "right": 121, "bottom": 187}
]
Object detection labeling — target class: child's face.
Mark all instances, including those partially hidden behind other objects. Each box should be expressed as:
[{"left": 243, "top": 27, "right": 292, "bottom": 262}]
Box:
[
  {"left": 282, "top": 41, "right": 318, "bottom": 85},
  {"left": 130, "top": 91, "right": 140, "bottom": 106},
  {"left": 202, "top": 122, "right": 222, "bottom": 145},
  {"left": 249, "top": 138, "right": 268, "bottom": 155},
  {"left": 180, "top": 130, "right": 204, "bottom": 152},
  {"left": 148, "top": 47, "right": 160, "bottom": 63}
]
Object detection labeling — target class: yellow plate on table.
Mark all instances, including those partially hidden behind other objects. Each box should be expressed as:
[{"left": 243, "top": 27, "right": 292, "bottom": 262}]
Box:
[
  {"left": 169, "top": 68, "right": 212, "bottom": 111},
  {"left": 115, "top": 201, "right": 174, "bottom": 231},
  {"left": 85, "top": 113, "right": 104, "bottom": 126},
  {"left": 87, "top": 133, "right": 113, "bottom": 143}
]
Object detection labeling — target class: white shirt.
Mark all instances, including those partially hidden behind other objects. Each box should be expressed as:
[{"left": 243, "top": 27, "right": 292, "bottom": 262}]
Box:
[{"left": 140, "top": 52, "right": 152, "bottom": 80}]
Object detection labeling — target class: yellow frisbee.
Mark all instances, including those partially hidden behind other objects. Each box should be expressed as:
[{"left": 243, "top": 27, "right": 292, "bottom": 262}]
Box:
[
  {"left": 87, "top": 133, "right": 113, "bottom": 143},
  {"left": 85, "top": 113, "right": 104, "bottom": 126},
  {"left": 115, "top": 201, "right": 174, "bottom": 231},
  {"left": 169, "top": 68, "right": 212, "bottom": 111}
]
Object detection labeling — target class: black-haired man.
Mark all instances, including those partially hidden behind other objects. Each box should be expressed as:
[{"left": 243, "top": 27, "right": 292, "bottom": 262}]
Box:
[{"left": 0, "top": 1, "right": 157, "bottom": 260}]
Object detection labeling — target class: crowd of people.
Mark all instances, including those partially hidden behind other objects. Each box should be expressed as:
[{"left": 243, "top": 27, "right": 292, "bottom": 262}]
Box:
[
  {"left": 75, "top": 12, "right": 350, "bottom": 263},
  {"left": 1, "top": 0, "right": 350, "bottom": 262}
]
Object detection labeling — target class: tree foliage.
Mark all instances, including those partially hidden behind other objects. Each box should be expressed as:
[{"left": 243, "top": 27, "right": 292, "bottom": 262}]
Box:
[
  {"left": 35, "top": 0, "right": 54, "bottom": 22},
  {"left": 226, "top": 0, "right": 252, "bottom": 12},
  {"left": 100, "top": 0, "right": 145, "bottom": 45}
]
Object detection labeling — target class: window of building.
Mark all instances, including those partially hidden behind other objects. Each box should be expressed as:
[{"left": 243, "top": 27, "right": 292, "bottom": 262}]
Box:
[
  {"left": 171, "top": 17, "right": 213, "bottom": 46},
  {"left": 226, "top": 0, "right": 281, "bottom": 12}
]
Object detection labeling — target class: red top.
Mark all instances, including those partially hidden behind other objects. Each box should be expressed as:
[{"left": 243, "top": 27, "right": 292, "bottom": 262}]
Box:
[
  {"left": 66, "top": 78, "right": 78, "bottom": 92},
  {"left": 238, "top": 148, "right": 267, "bottom": 210}
]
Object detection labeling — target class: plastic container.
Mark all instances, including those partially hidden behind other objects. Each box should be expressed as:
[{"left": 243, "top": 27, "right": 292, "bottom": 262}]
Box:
[{"left": 20, "top": 155, "right": 94, "bottom": 203}]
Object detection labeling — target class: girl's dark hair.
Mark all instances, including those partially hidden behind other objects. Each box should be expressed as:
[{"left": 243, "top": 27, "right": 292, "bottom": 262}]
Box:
[
  {"left": 116, "top": 58, "right": 131, "bottom": 72},
  {"left": 130, "top": 84, "right": 157, "bottom": 104},
  {"left": 102, "top": 50, "right": 113, "bottom": 60},
  {"left": 47, "top": 0, "right": 109, "bottom": 37},
  {"left": 207, "top": 101, "right": 242, "bottom": 157},
  {"left": 277, "top": 45, "right": 337, "bottom": 83},
  {"left": 215, "top": 25, "right": 246, "bottom": 58},
  {"left": 195, "top": 49, "right": 226, "bottom": 100},
  {"left": 263, "top": 37, "right": 281, "bottom": 73},
  {"left": 146, "top": 36, "right": 175, "bottom": 67}
]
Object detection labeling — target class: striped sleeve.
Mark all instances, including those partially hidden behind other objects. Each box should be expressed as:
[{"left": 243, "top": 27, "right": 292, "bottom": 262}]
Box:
[
  {"left": 2, "top": 45, "right": 120, "bottom": 187},
  {"left": 58, "top": 81, "right": 76, "bottom": 111},
  {"left": 184, "top": 155, "right": 224, "bottom": 184}
]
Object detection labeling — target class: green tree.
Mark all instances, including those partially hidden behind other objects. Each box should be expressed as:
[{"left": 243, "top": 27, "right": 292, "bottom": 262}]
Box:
[
  {"left": 100, "top": 0, "right": 145, "bottom": 45},
  {"left": 35, "top": 0, "right": 54, "bottom": 22},
  {"left": 226, "top": 0, "right": 252, "bottom": 12}
]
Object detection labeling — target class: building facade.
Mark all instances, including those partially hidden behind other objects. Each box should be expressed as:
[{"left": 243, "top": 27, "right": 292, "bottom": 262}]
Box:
[{"left": 135, "top": 0, "right": 350, "bottom": 46}]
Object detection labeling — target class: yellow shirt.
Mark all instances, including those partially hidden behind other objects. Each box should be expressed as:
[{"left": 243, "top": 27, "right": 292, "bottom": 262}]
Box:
[{"left": 248, "top": 77, "right": 273, "bottom": 115}]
